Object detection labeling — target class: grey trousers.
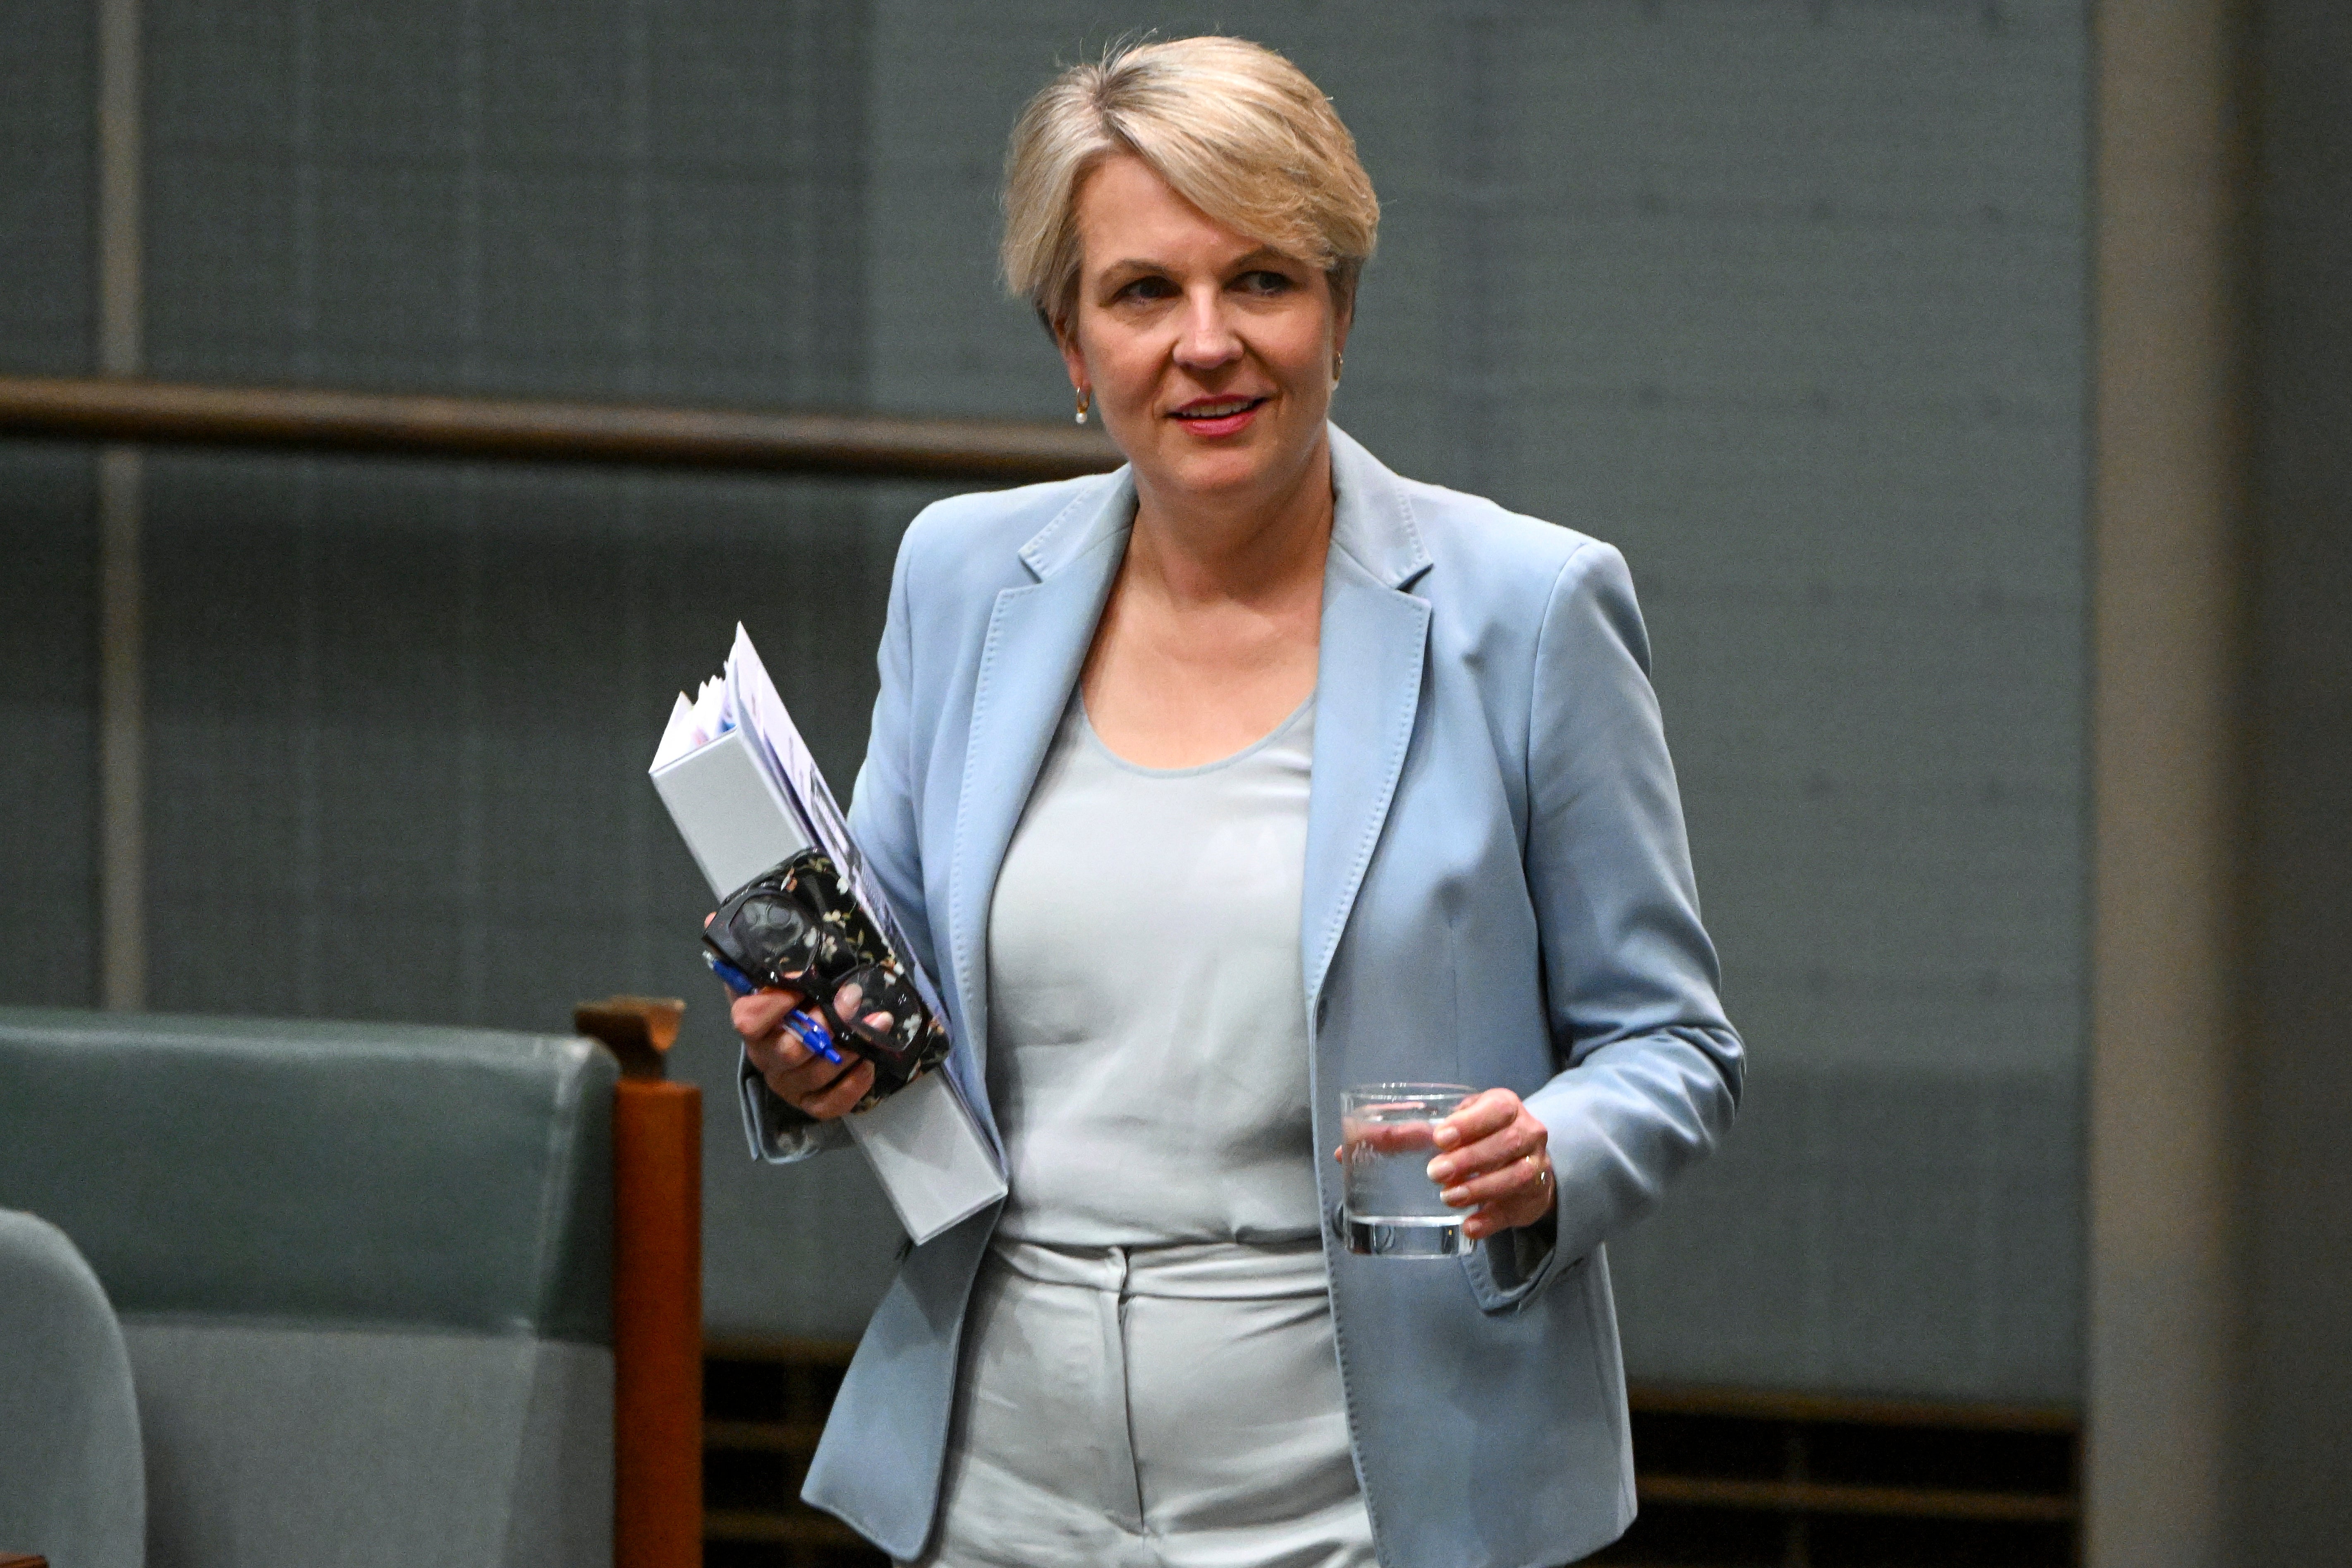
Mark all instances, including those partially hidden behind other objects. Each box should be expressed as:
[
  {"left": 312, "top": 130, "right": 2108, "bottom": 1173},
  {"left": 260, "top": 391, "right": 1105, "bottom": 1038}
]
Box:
[{"left": 907, "top": 1236, "right": 1377, "bottom": 1568}]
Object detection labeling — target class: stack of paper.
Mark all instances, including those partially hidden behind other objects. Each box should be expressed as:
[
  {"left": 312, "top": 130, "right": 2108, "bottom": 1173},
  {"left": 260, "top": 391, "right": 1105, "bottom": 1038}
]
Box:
[{"left": 649, "top": 626, "right": 1005, "bottom": 1244}]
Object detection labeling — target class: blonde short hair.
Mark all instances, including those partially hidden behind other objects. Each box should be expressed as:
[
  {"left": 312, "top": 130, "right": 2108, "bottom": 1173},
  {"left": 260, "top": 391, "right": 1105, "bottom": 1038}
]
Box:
[{"left": 1001, "top": 36, "right": 1380, "bottom": 338}]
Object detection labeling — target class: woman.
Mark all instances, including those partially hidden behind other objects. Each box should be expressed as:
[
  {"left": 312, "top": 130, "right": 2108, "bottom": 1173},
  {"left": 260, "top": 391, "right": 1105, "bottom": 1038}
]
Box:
[{"left": 731, "top": 36, "right": 1741, "bottom": 1568}]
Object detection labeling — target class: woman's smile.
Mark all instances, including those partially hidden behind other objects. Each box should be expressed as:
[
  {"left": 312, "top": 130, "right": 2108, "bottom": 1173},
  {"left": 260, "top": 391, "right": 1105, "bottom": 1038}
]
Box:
[{"left": 1169, "top": 394, "right": 1270, "bottom": 437}]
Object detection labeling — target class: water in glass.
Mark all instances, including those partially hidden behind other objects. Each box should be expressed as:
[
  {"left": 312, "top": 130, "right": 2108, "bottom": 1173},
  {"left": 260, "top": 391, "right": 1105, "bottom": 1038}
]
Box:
[{"left": 1340, "top": 1083, "right": 1473, "bottom": 1257}]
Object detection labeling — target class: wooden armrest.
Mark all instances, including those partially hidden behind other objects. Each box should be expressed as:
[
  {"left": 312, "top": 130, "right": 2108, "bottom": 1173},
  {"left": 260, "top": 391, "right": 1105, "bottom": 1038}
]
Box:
[{"left": 575, "top": 996, "right": 703, "bottom": 1568}]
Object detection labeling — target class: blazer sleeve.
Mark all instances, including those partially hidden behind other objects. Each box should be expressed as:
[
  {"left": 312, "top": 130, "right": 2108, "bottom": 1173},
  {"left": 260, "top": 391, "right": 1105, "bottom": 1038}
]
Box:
[
  {"left": 1514, "top": 540, "right": 1744, "bottom": 1276},
  {"left": 737, "top": 522, "right": 933, "bottom": 1164}
]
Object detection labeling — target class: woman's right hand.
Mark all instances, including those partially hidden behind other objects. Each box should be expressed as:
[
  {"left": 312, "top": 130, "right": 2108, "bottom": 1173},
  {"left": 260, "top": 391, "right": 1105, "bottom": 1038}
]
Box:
[{"left": 733, "top": 986, "right": 881, "bottom": 1119}]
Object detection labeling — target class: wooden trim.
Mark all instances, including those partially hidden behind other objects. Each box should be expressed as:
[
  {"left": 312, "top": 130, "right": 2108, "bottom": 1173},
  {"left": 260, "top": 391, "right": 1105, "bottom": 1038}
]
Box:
[
  {"left": 696, "top": 1347, "right": 2084, "bottom": 1556},
  {"left": 698, "top": 1343, "right": 2083, "bottom": 1437},
  {"left": 1627, "top": 1382, "right": 2079, "bottom": 1434},
  {"left": 1637, "top": 1473, "right": 2077, "bottom": 1524},
  {"left": 703, "top": 1334, "right": 859, "bottom": 1366},
  {"left": 703, "top": 1417, "right": 826, "bottom": 1455},
  {"left": 577, "top": 995, "right": 685, "bottom": 1082},
  {"left": 615, "top": 1079, "right": 704, "bottom": 1568},
  {"left": 703, "top": 1510, "right": 870, "bottom": 1549},
  {"left": 0, "top": 374, "right": 1121, "bottom": 484},
  {"left": 700, "top": 1343, "right": 2080, "bottom": 1437}
]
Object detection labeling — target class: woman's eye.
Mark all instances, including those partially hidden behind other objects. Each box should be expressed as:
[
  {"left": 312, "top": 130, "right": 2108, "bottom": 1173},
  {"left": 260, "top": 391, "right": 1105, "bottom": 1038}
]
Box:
[
  {"left": 1237, "top": 270, "right": 1294, "bottom": 294},
  {"left": 1116, "top": 276, "right": 1178, "bottom": 302}
]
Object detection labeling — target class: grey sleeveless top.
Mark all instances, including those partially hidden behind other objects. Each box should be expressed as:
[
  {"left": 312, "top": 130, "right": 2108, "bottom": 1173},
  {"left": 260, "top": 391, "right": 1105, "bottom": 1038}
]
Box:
[{"left": 984, "top": 691, "right": 1319, "bottom": 1246}]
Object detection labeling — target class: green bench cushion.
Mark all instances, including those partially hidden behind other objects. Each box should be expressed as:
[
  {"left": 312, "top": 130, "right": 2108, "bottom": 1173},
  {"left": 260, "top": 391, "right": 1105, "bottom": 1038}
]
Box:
[
  {"left": 0, "top": 1008, "right": 615, "bottom": 1342},
  {"left": 127, "top": 1320, "right": 610, "bottom": 1568}
]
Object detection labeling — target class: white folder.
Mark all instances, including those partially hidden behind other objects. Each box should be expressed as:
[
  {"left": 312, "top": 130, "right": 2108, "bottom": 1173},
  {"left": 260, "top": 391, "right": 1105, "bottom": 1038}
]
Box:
[{"left": 651, "top": 711, "right": 1005, "bottom": 1246}]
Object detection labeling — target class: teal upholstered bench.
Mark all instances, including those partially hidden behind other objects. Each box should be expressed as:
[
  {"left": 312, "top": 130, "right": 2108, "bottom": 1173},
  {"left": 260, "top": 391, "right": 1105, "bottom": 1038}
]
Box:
[{"left": 0, "top": 1008, "right": 619, "bottom": 1568}]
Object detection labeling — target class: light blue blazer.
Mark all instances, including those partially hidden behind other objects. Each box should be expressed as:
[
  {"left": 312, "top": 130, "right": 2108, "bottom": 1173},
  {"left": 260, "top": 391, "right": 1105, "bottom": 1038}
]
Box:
[{"left": 762, "top": 425, "right": 1743, "bottom": 1568}]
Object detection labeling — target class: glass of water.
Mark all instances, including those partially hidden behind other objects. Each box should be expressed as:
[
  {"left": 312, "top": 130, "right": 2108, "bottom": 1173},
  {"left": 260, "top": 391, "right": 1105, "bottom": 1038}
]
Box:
[{"left": 1340, "top": 1083, "right": 1474, "bottom": 1257}]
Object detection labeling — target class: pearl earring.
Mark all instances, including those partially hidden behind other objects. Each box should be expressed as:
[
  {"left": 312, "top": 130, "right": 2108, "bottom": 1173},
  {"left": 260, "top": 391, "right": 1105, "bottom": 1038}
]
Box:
[{"left": 1074, "top": 387, "right": 1091, "bottom": 425}]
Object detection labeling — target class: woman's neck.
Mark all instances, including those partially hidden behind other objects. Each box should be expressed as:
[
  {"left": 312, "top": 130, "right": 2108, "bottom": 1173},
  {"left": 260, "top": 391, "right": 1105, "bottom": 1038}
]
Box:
[
  {"left": 1125, "top": 435, "right": 1336, "bottom": 610},
  {"left": 1081, "top": 437, "right": 1333, "bottom": 767}
]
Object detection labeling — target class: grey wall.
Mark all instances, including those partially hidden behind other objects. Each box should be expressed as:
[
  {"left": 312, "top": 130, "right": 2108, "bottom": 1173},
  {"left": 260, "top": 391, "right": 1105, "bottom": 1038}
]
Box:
[
  {"left": 126, "top": 0, "right": 920, "bottom": 1335},
  {"left": 0, "top": 0, "right": 2094, "bottom": 1397},
  {"left": 141, "top": 0, "right": 873, "bottom": 406},
  {"left": 2, "top": 2, "right": 96, "bottom": 373},
  {"left": 0, "top": 2, "right": 101, "bottom": 1009},
  {"left": 2246, "top": 2, "right": 2352, "bottom": 1557}
]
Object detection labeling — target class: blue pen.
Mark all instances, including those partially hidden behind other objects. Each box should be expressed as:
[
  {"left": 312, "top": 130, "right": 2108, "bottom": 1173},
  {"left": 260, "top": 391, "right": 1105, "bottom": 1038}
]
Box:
[
  {"left": 780, "top": 1010, "right": 843, "bottom": 1065},
  {"left": 706, "top": 952, "right": 758, "bottom": 995},
  {"left": 705, "top": 952, "right": 844, "bottom": 1064}
]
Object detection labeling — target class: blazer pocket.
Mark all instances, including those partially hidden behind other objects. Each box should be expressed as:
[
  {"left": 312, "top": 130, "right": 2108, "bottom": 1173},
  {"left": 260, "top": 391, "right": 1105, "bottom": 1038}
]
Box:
[{"left": 1459, "top": 1229, "right": 1589, "bottom": 1314}]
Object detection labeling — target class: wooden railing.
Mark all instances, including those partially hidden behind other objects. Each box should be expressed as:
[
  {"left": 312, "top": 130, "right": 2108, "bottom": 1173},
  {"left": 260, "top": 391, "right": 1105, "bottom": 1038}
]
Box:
[{"left": 0, "top": 373, "right": 1123, "bottom": 485}]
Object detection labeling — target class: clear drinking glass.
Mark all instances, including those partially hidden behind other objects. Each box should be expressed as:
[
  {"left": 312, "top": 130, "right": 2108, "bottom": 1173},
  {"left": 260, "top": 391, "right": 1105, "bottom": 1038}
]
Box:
[{"left": 1340, "top": 1083, "right": 1474, "bottom": 1257}]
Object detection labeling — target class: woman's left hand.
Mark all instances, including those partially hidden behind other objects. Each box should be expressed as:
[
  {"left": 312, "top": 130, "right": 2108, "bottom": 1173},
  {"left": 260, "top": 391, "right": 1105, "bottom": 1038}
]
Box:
[{"left": 1426, "top": 1088, "right": 1555, "bottom": 1242}]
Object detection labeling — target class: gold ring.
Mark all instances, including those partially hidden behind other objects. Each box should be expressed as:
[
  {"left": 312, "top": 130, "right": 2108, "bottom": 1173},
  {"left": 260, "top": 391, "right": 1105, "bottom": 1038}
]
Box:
[{"left": 1526, "top": 1154, "right": 1549, "bottom": 1184}]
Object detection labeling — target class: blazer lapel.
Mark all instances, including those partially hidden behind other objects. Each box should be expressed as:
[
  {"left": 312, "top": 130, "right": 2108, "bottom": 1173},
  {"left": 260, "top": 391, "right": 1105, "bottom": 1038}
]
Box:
[
  {"left": 1304, "top": 427, "right": 1433, "bottom": 1010},
  {"left": 945, "top": 471, "right": 1135, "bottom": 1119},
  {"left": 939, "top": 428, "right": 1424, "bottom": 1117}
]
